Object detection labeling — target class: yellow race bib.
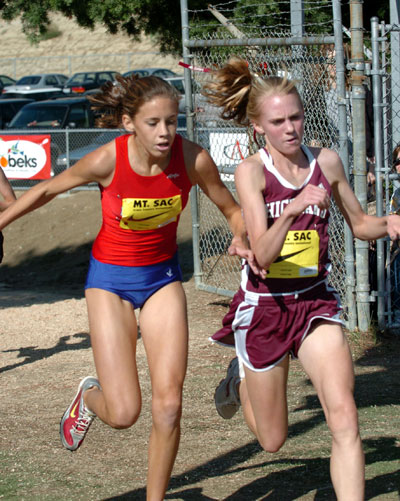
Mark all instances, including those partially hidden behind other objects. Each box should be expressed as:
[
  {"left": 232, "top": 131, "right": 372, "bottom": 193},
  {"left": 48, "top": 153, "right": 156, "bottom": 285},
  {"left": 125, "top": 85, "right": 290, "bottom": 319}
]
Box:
[
  {"left": 120, "top": 195, "right": 182, "bottom": 230},
  {"left": 266, "top": 230, "right": 320, "bottom": 278}
]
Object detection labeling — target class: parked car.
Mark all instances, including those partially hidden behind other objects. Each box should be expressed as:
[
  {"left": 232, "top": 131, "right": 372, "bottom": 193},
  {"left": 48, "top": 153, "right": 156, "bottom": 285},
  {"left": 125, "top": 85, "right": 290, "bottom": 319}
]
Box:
[
  {"left": 0, "top": 88, "right": 65, "bottom": 101},
  {"left": 63, "top": 71, "right": 118, "bottom": 94},
  {"left": 0, "top": 98, "right": 34, "bottom": 128},
  {"left": 5, "top": 97, "right": 100, "bottom": 180},
  {"left": 57, "top": 131, "right": 122, "bottom": 168},
  {"left": 3, "top": 73, "right": 68, "bottom": 94},
  {"left": 163, "top": 76, "right": 213, "bottom": 120},
  {"left": 0, "top": 75, "right": 16, "bottom": 92},
  {"left": 7, "top": 97, "right": 96, "bottom": 129},
  {"left": 57, "top": 117, "right": 187, "bottom": 169},
  {"left": 123, "top": 68, "right": 177, "bottom": 79},
  {"left": 164, "top": 76, "right": 186, "bottom": 113}
]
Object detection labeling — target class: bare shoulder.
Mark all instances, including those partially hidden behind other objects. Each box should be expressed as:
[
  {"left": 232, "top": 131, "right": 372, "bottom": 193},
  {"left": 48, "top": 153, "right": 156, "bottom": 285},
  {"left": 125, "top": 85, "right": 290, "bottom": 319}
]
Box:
[
  {"left": 181, "top": 136, "right": 209, "bottom": 166},
  {"left": 236, "top": 152, "right": 264, "bottom": 173},
  {"left": 308, "top": 146, "right": 345, "bottom": 183},
  {"left": 235, "top": 152, "right": 265, "bottom": 186},
  {"left": 181, "top": 136, "right": 217, "bottom": 186},
  {"left": 73, "top": 138, "right": 116, "bottom": 184}
]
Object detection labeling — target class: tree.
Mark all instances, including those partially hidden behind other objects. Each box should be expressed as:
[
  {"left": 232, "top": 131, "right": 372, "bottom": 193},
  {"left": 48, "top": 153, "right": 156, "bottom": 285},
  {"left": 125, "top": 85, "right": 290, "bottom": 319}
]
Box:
[
  {"left": 0, "top": 0, "right": 208, "bottom": 53},
  {"left": 0, "top": 0, "right": 390, "bottom": 55}
]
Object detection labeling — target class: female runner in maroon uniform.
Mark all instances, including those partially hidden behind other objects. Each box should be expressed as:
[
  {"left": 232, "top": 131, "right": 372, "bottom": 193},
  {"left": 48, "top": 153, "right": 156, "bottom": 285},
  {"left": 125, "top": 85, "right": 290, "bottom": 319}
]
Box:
[
  {"left": 0, "top": 75, "right": 259, "bottom": 501},
  {"left": 204, "top": 57, "right": 400, "bottom": 500}
]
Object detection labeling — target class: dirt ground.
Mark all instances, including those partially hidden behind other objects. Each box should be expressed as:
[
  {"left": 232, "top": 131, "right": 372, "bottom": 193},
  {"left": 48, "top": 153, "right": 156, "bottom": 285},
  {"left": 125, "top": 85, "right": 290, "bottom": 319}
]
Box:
[{"left": 0, "top": 190, "right": 399, "bottom": 500}]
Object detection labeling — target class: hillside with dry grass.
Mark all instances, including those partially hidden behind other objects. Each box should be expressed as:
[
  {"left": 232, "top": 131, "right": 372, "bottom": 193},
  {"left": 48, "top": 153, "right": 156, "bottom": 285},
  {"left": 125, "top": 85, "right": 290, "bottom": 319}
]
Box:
[{"left": 0, "top": 13, "right": 181, "bottom": 78}]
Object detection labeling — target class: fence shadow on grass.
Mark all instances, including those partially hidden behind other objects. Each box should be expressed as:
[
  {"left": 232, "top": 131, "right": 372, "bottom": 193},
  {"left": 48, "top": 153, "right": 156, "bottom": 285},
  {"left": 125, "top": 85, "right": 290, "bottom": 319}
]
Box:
[
  {"left": 103, "top": 351, "right": 399, "bottom": 501},
  {"left": 104, "top": 432, "right": 399, "bottom": 500}
]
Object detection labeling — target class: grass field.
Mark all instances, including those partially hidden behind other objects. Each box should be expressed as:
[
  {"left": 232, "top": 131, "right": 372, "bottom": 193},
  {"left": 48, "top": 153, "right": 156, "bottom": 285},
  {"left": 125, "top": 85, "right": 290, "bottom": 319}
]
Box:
[{"left": 0, "top": 192, "right": 399, "bottom": 499}]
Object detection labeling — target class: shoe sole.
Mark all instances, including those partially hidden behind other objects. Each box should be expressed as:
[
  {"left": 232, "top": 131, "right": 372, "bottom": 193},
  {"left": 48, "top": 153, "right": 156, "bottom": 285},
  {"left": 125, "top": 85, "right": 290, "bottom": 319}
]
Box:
[{"left": 214, "top": 378, "right": 239, "bottom": 419}]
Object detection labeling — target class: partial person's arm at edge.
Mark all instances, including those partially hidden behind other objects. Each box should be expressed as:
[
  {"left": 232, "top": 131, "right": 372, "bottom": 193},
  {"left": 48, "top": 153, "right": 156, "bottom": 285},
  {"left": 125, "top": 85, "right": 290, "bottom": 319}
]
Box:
[
  {"left": 0, "top": 141, "right": 116, "bottom": 231},
  {"left": 0, "top": 167, "right": 16, "bottom": 211},
  {"left": 182, "top": 138, "right": 263, "bottom": 275},
  {"left": 317, "top": 147, "right": 400, "bottom": 241}
]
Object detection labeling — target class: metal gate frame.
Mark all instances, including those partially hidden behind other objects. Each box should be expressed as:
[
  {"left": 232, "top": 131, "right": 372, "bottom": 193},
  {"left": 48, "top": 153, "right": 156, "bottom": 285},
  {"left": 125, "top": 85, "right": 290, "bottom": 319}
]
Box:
[
  {"left": 180, "top": 0, "right": 358, "bottom": 329},
  {"left": 371, "top": 17, "right": 400, "bottom": 330}
]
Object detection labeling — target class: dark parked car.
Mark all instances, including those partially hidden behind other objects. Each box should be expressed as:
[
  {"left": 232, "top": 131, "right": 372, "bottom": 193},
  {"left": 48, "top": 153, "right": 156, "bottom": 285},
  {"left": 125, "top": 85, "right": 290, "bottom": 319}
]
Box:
[
  {"left": 0, "top": 75, "right": 16, "bottom": 92},
  {"left": 63, "top": 71, "right": 117, "bottom": 95},
  {"left": 57, "top": 131, "right": 122, "bottom": 168},
  {"left": 5, "top": 97, "right": 100, "bottom": 181},
  {"left": 0, "top": 98, "right": 34, "bottom": 128},
  {"left": 123, "top": 68, "right": 177, "bottom": 79},
  {"left": 7, "top": 97, "right": 95, "bottom": 129}
]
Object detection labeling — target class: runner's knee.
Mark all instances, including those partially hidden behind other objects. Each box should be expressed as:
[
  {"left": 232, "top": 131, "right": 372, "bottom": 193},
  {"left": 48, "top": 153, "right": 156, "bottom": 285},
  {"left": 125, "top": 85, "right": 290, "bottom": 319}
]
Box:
[
  {"left": 326, "top": 399, "right": 359, "bottom": 441},
  {"left": 152, "top": 391, "right": 182, "bottom": 430},
  {"left": 107, "top": 400, "right": 141, "bottom": 429},
  {"left": 257, "top": 428, "right": 287, "bottom": 453}
]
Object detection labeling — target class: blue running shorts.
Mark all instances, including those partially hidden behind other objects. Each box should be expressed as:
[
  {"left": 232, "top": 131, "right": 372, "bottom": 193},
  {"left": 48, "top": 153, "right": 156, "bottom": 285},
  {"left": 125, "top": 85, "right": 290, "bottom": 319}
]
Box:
[{"left": 85, "top": 252, "right": 182, "bottom": 309}]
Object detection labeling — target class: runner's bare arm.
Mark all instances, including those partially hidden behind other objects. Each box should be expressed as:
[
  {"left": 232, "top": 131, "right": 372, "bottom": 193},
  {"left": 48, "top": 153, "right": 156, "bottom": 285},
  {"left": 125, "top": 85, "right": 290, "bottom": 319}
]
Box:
[
  {"left": 316, "top": 147, "right": 400, "bottom": 241},
  {"left": 182, "top": 137, "right": 262, "bottom": 274},
  {"left": 0, "top": 167, "right": 16, "bottom": 211},
  {"left": 0, "top": 141, "right": 116, "bottom": 230}
]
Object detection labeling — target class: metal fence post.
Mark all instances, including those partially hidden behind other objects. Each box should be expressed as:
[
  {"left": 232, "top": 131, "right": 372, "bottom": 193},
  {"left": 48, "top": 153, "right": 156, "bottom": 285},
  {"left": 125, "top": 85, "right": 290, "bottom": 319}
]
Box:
[
  {"left": 333, "top": 0, "right": 357, "bottom": 330},
  {"left": 180, "top": 0, "right": 202, "bottom": 288},
  {"left": 371, "top": 17, "right": 386, "bottom": 329},
  {"left": 390, "top": 0, "right": 400, "bottom": 166},
  {"left": 350, "top": 0, "right": 370, "bottom": 331}
]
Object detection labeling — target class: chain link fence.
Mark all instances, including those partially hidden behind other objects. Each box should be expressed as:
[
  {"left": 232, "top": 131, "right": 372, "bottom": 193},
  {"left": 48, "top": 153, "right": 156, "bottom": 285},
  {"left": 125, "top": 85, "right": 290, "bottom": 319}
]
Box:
[
  {"left": 2, "top": 125, "right": 186, "bottom": 191},
  {"left": 183, "top": 0, "right": 350, "bottom": 320},
  {"left": 0, "top": 52, "right": 179, "bottom": 80},
  {"left": 371, "top": 20, "right": 400, "bottom": 328}
]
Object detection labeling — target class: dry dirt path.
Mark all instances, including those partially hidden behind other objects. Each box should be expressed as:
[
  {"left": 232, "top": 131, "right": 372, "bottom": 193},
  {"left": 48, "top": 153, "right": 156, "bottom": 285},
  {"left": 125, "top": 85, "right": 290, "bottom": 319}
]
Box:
[{"left": 0, "top": 191, "right": 399, "bottom": 500}]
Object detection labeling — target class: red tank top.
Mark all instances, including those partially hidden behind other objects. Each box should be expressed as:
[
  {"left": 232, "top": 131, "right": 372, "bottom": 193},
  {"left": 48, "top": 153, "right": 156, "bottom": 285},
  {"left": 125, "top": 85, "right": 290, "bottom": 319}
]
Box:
[
  {"left": 92, "top": 133, "right": 192, "bottom": 266},
  {"left": 241, "top": 145, "right": 332, "bottom": 295}
]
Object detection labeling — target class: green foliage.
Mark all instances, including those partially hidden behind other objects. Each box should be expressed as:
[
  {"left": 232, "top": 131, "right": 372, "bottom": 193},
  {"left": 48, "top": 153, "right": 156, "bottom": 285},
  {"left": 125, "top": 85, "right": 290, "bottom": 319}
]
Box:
[{"left": 0, "top": 0, "right": 391, "bottom": 53}]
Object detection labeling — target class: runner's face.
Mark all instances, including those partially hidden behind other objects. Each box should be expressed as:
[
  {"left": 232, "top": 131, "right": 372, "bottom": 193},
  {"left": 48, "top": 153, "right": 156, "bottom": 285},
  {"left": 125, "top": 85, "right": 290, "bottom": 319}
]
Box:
[
  {"left": 253, "top": 93, "right": 304, "bottom": 155},
  {"left": 395, "top": 155, "right": 400, "bottom": 173},
  {"left": 128, "top": 97, "right": 179, "bottom": 157}
]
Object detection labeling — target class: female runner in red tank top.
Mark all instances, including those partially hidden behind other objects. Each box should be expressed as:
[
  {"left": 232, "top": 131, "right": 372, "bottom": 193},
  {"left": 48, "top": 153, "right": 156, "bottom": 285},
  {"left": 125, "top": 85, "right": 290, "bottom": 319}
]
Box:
[
  {"left": 0, "top": 165, "right": 16, "bottom": 263},
  {"left": 0, "top": 74, "right": 261, "bottom": 500},
  {"left": 203, "top": 57, "right": 400, "bottom": 500}
]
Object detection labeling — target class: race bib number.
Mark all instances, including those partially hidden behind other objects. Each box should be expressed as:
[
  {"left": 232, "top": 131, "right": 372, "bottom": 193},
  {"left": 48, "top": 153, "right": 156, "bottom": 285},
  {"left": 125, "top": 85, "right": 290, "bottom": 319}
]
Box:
[
  {"left": 120, "top": 195, "right": 182, "bottom": 230},
  {"left": 266, "top": 230, "right": 320, "bottom": 278}
]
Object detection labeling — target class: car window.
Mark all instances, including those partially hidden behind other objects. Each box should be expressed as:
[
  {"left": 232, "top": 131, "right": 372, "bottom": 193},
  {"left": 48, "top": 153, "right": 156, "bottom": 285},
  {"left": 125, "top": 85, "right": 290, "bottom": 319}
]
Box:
[
  {"left": 68, "top": 73, "right": 91, "bottom": 85},
  {"left": 17, "top": 76, "right": 41, "bottom": 85},
  {"left": 67, "top": 105, "right": 90, "bottom": 127},
  {"left": 97, "top": 73, "right": 113, "bottom": 85},
  {"left": 0, "top": 103, "right": 17, "bottom": 124},
  {"left": 10, "top": 105, "right": 67, "bottom": 128},
  {"left": 0, "top": 76, "right": 15, "bottom": 85},
  {"left": 58, "top": 75, "right": 68, "bottom": 84},
  {"left": 154, "top": 69, "right": 175, "bottom": 78},
  {"left": 168, "top": 79, "right": 185, "bottom": 94},
  {"left": 45, "top": 76, "right": 58, "bottom": 85}
]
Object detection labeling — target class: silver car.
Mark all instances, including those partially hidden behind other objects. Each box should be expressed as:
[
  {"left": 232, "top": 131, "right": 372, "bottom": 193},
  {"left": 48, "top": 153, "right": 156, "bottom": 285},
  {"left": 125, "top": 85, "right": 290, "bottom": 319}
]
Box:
[{"left": 3, "top": 73, "right": 68, "bottom": 95}]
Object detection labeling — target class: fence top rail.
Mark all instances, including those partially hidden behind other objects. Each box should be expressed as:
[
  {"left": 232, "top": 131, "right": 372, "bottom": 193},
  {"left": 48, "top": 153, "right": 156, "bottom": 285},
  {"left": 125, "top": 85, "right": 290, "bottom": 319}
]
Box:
[
  {"left": 0, "top": 52, "right": 161, "bottom": 63},
  {"left": 185, "top": 35, "right": 335, "bottom": 49}
]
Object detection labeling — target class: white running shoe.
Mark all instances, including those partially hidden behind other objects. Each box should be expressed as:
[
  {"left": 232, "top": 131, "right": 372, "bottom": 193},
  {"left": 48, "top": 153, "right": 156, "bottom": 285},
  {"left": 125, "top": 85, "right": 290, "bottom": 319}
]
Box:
[
  {"left": 60, "top": 376, "right": 101, "bottom": 451},
  {"left": 214, "top": 357, "right": 241, "bottom": 419}
]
